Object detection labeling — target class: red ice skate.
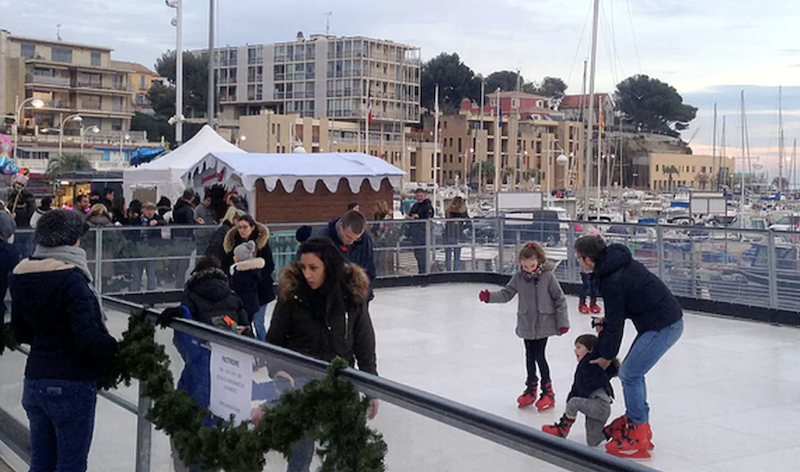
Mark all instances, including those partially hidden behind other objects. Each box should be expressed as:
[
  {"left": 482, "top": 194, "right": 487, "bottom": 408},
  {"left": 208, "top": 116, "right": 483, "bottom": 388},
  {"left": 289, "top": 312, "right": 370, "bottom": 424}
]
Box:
[
  {"left": 606, "top": 421, "right": 652, "bottom": 459},
  {"left": 535, "top": 381, "right": 556, "bottom": 412},
  {"left": 590, "top": 298, "right": 602, "bottom": 313},
  {"left": 517, "top": 382, "right": 538, "bottom": 408}
]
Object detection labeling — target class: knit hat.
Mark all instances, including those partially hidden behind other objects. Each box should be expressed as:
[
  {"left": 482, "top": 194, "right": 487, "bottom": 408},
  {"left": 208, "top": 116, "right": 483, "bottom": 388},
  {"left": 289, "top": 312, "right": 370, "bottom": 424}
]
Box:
[
  {"left": 295, "top": 225, "right": 313, "bottom": 244},
  {"left": 234, "top": 240, "right": 256, "bottom": 262},
  {"left": 35, "top": 209, "right": 89, "bottom": 248}
]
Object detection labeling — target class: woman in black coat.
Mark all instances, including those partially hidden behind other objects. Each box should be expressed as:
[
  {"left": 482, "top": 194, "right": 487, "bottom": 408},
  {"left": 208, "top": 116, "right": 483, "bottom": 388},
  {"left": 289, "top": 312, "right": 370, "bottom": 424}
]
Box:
[
  {"left": 222, "top": 214, "right": 275, "bottom": 340},
  {"left": 205, "top": 206, "right": 244, "bottom": 264},
  {"left": 266, "top": 237, "right": 378, "bottom": 472}
]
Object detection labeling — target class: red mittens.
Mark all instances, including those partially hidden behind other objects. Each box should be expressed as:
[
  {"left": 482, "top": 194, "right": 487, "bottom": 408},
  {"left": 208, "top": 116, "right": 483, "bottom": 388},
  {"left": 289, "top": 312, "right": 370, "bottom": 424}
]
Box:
[
  {"left": 479, "top": 290, "right": 490, "bottom": 303},
  {"left": 559, "top": 327, "right": 569, "bottom": 335}
]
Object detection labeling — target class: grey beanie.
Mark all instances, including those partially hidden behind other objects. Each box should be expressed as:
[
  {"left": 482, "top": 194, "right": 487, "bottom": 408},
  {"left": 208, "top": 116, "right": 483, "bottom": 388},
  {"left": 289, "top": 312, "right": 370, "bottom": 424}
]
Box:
[
  {"left": 35, "top": 209, "right": 89, "bottom": 248},
  {"left": 234, "top": 240, "right": 256, "bottom": 262}
]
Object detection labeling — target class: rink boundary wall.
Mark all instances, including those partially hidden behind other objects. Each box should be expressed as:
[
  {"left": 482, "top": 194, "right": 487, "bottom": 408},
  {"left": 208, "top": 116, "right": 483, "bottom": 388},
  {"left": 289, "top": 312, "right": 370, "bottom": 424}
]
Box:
[{"left": 112, "top": 272, "right": 800, "bottom": 328}]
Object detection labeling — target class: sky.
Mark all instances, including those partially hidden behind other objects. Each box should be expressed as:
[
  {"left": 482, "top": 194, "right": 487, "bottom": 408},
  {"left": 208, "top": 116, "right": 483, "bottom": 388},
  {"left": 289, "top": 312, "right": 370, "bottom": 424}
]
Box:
[{"left": 3, "top": 0, "right": 800, "bottom": 177}]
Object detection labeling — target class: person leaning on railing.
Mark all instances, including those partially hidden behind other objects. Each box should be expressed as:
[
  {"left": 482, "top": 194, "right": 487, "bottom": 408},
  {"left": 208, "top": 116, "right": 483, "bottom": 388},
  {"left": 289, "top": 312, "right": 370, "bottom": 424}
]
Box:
[
  {"left": 9, "top": 210, "right": 118, "bottom": 472},
  {"left": 265, "top": 237, "right": 378, "bottom": 472}
]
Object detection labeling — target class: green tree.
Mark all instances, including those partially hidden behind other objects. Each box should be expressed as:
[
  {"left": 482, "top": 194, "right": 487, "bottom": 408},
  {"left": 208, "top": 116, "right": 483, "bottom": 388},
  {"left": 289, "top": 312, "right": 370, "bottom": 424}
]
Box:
[
  {"left": 420, "top": 53, "right": 481, "bottom": 114},
  {"left": 535, "top": 77, "right": 568, "bottom": 99},
  {"left": 502, "top": 166, "right": 516, "bottom": 184},
  {"left": 615, "top": 74, "right": 697, "bottom": 137},
  {"left": 131, "top": 112, "right": 174, "bottom": 144},
  {"left": 470, "top": 160, "right": 495, "bottom": 183},
  {"left": 485, "top": 70, "right": 524, "bottom": 93},
  {"left": 663, "top": 165, "right": 680, "bottom": 191},
  {"left": 47, "top": 153, "right": 91, "bottom": 180},
  {"left": 153, "top": 50, "right": 209, "bottom": 118}
]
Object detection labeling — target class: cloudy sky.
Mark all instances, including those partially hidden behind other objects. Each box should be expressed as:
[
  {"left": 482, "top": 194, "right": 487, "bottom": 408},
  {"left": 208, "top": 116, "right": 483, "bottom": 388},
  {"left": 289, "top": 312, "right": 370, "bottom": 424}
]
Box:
[{"left": 4, "top": 0, "right": 800, "bottom": 175}]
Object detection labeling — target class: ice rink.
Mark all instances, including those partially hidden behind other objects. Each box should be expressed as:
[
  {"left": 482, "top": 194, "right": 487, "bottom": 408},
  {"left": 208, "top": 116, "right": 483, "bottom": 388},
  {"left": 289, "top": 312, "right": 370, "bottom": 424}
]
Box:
[{"left": 3, "top": 283, "right": 800, "bottom": 471}]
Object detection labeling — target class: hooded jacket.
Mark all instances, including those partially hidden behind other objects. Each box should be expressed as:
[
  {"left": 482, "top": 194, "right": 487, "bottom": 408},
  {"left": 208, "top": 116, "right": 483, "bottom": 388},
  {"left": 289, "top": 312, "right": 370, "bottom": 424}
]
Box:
[
  {"left": 315, "top": 218, "right": 377, "bottom": 297},
  {"left": 87, "top": 214, "right": 114, "bottom": 227},
  {"left": 593, "top": 244, "right": 683, "bottom": 360},
  {"left": 230, "top": 258, "right": 265, "bottom": 318},
  {"left": 171, "top": 198, "right": 195, "bottom": 239},
  {"left": 223, "top": 222, "right": 275, "bottom": 306},
  {"left": 182, "top": 267, "right": 249, "bottom": 329},
  {"left": 9, "top": 258, "right": 118, "bottom": 381},
  {"left": 29, "top": 206, "right": 51, "bottom": 229},
  {"left": 487, "top": 262, "right": 569, "bottom": 340},
  {"left": 0, "top": 239, "right": 20, "bottom": 320},
  {"left": 567, "top": 351, "right": 618, "bottom": 401},
  {"left": 408, "top": 198, "right": 435, "bottom": 245},
  {"left": 266, "top": 262, "right": 377, "bottom": 375},
  {"left": 0, "top": 210, "right": 16, "bottom": 242}
]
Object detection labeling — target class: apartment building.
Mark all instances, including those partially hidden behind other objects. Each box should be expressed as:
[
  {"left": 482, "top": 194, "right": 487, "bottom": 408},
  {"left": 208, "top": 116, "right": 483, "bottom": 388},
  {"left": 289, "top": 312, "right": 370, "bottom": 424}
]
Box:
[
  {"left": 436, "top": 93, "right": 585, "bottom": 191},
  {"left": 112, "top": 61, "right": 164, "bottom": 114},
  {"left": 0, "top": 30, "right": 135, "bottom": 138},
  {"left": 238, "top": 112, "right": 436, "bottom": 182},
  {"left": 558, "top": 93, "right": 614, "bottom": 126},
  {"left": 634, "top": 152, "right": 735, "bottom": 191},
  {"left": 212, "top": 33, "right": 420, "bottom": 149}
]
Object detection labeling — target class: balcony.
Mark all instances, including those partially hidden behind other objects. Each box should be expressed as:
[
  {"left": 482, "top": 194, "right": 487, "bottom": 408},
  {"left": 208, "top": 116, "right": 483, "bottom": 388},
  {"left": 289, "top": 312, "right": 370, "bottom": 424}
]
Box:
[
  {"left": 41, "top": 100, "right": 74, "bottom": 110},
  {"left": 27, "top": 75, "right": 71, "bottom": 87}
]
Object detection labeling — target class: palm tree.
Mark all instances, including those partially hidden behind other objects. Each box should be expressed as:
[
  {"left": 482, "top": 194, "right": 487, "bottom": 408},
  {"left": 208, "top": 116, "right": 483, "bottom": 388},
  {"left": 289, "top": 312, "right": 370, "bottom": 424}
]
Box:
[
  {"left": 662, "top": 165, "right": 679, "bottom": 191},
  {"left": 502, "top": 166, "right": 515, "bottom": 186},
  {"left": 47, "top": 153, "right": 91, "bottom": 181}
]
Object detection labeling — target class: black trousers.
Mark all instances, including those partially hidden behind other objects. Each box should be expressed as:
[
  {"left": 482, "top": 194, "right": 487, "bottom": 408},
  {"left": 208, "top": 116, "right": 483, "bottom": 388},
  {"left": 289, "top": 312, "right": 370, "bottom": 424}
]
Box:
[{"left": 524, "top": 338, "right": 551, "bottom": 386}]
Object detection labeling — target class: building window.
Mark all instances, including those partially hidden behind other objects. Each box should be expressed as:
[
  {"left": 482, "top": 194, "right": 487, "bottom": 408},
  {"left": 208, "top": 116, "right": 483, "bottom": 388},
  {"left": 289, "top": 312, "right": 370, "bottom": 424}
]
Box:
[
  {"left": 655, "top": 165, "right": 659, "bottom": 172},
  {"left": 140, "top": 75, "right": 146, "bottom": 90},
  {"left": 91, "top": 52, "right": 101, "bottom": 66},
  {"left": 52, "top": 48, "right": 72, "bottom": 63},
  {"left": 21, "top": 43, "right": 35, "bottom": 59}
]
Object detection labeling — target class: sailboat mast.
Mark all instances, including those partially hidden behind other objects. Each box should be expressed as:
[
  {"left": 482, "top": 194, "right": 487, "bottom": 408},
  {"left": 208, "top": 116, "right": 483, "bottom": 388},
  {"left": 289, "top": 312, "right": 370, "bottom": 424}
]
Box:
[
  {"left": 740, "top": 90, "right": 746, "bottom": 209},
  {"left": 583, "top": 0, "right": 600, "bottom": 220},
  {"left": 778, "top": 86, "right": 784, "bottom": 194},
  {"left": 712, "top": 103, "right": 717, "bottom": 190},
  {"left": 721, "top": 116, "right": 727, "bottom": 189},
  {"left": 793, "top": 138, "right": 797, "bottom": 192}
]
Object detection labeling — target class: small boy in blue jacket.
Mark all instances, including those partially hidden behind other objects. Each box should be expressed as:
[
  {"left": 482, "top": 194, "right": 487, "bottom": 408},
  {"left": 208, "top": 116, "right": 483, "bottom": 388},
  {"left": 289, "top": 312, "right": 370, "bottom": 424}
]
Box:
[{"left": 542, "top": 334, "right": 619, "bottom": 446}]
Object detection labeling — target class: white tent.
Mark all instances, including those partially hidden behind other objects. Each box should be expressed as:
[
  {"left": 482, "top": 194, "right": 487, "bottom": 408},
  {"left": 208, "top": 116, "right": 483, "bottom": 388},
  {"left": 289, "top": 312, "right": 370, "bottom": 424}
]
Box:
[
  {"left": 182, "top": 151, "right": 405, "bottom": 194},
  {"left": 123, "top": 125, "right": 243, "bottom": 204}
]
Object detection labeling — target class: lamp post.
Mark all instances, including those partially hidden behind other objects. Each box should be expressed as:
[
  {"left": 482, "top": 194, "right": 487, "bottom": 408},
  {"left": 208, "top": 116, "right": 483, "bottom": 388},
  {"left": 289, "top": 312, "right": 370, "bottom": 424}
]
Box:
[
  {"left": 166, "top": 0, "right": 184, "bottom": 144},
  {"left": 119, "top": 133, "right": 131, "bottom": 154},
  {"left": 59, "top": 114, "right": 82, "bottom": 157},
  {"left": 13, "top": 97, "right": 45, "bottom": 161},
  {"left": 80, "top": 125, "right": 100, "bottom": 154},
  {"left": 236, "top": 135, "right": 247, "bottom": 147}
]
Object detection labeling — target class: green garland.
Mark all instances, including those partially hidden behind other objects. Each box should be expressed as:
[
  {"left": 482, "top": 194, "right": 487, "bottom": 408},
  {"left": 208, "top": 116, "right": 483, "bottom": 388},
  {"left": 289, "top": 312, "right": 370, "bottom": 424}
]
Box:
[{"left": 3, "top": 312, "right": 387, "bottom": 471}]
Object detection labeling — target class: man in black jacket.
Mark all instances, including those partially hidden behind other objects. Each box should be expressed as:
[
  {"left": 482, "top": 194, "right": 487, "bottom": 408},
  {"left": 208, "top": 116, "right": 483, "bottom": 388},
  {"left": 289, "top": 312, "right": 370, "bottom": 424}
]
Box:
[
  {"left": 172, "top": 190, "right": 196, "bottom": 287},
  {"left": 0, "top": 236, "right": 20, "bottom": 353},
  {"left": 407, "top": 188, "right": 434, "bottom": 274},
  {"left": 131, "top": 202, "right": 166, "bottom": 291},
  {"left": 314, "top": 210, "right": 376, "bottom": 299},
  {"left": 574, "top": 236, "right": 683, "bottom": 458}
]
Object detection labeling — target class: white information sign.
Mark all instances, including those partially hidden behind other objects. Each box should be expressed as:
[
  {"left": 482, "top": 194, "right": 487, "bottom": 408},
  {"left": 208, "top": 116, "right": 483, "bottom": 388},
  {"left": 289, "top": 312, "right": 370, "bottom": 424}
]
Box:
[{"left": 209, "top": 343, "right": 253, "bottom": 423}]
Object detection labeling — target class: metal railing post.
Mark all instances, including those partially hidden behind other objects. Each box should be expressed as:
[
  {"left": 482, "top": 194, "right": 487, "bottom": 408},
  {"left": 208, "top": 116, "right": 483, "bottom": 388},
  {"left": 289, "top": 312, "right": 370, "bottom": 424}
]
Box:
[
  {"left": 656, "top": 225, "right": 665, "bottom": 280},
  {"left": 690, "top": 235, "right": 697, "bottom": 297},
  {"left": 425, "top": 219, "right": 432, "bottom": 275},
  {"left": 134, "top": 384, "right": 152, "bottom": 472},
  {"left": 94, "top": 228, "right": 103, "bottom": 296},
  {"left": 471, "top": 220, "right": 477, "bottom": 272},
  {"left": 498, "top": 218, "right": 505, "bottom": 274},
  {"left": 567, "top": 224, "right": 576, "bottom": 283},
  {"left": 768, "top": 231, "right": 778, "bottom": 309}
]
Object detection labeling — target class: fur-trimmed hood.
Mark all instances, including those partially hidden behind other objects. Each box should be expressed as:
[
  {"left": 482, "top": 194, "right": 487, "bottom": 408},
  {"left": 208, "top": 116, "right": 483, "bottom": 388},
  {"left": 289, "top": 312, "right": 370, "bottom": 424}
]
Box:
[
  {"left": 186, "top": 267, "right": 234, "bottom": 303},
  {"left": 223, "top": 221, "right": 270, "bottom": 254},
  {"left": 14, "top": 258, "right": 76, "bottom": 276},
  {"left": 278, "top": 262, "right": 370, "bottom": 304},
  {"left": 229, "top": 257, "right": 265, "bottom": 276}
]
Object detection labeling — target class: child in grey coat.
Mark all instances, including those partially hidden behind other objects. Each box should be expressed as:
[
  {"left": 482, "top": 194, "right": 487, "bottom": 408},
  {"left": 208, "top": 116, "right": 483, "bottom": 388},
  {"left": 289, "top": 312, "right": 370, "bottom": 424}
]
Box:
[{"left": 479, "top": 241, "right": 569, "bottom": 411}]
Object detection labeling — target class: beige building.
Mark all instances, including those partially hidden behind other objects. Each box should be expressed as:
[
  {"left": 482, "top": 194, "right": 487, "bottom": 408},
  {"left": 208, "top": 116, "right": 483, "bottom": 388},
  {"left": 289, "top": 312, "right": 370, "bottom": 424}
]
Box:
[
  {"left": 0, "top": 30, "right": 135, "bottom": 137},
  {"left": 437, "top": 110, "right": 585, "bottom": 192},
  {"left": 238, "top": 112, "right": 436, "bottom": 182},
  {"left": 111, "top": 61, "right": 164, "bottom": 114},
  {"left": 635, "top": 152, "right": 735, "bottom": 191}
]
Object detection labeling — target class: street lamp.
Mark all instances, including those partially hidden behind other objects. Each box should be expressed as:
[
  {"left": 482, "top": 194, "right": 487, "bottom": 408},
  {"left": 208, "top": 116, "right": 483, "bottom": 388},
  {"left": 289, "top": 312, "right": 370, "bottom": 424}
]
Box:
[
  {"left": 13, "top": 97, "right": 45, "bottom": 161},
  {"left": 236, "top": 135, "right": 247, "bottom": 147},
  {"left": 59, "top": 114, "right": 82, "bottom": 157},
  {"left": 166, "top": 0, "right": 184, "bottom": 144},
  {"left": 119, "top": 134, "right": 131, "bottom": 154},
  {"left": 80, "top": 125, "right": 100, "bottom": 154}
]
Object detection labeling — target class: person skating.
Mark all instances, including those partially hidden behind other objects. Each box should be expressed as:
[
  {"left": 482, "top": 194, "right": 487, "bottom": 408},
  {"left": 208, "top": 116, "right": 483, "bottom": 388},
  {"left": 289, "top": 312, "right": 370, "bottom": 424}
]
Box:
[
  {"left": 574, "top": 235, "right": 683, "bottom": 459},
  {"left": 479, "top": 242, "right": 569, "bottom": 410},
  {"left": 314, "top": 210, "right": 376, "bottom": 300},
  {"left": 542, "top": 334, "right": 619, "bottom": 446},
  {"left": 579, "top": 228, "right": 603, "bottom": 314}
]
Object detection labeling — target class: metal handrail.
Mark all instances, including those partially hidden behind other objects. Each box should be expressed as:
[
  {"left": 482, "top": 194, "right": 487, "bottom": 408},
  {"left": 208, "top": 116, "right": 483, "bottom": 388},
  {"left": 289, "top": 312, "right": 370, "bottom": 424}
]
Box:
[{"left": 102, "top": 296, "right": 658, "bottom": 472}]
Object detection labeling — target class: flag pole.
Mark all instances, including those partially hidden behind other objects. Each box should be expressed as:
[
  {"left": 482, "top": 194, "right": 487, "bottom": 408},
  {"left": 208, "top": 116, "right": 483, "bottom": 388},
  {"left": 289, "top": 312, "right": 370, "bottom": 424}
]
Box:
[
  {"left": 365, "top": 81, "right": 370, "bottom": 156},
  {"left": 433, "top": 84, "right": 440, "bottom": 212}
]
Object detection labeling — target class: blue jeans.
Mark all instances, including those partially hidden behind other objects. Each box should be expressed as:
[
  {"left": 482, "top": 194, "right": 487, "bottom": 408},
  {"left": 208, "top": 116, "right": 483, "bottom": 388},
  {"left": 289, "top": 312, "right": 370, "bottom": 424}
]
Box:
[
  {"left": 254, "top": 304, "right": 268, "bottom": 341},
  {"left": 287, "top": 439, "right": 315, "bottom": 472},
  {"left": 445, "top": 246, "right": 462, "bottom": 271},
  {"left": 132, "top": 260, "right": 158, "bottom": 291},
  {"left": 619, "top": 318, "right": 684, "bottom": 424},
  {"left": 580, "top": 272, "right": 599, "bottom": 300},
  {"left": 22, "top": 378, "right": 98, "bottom": 472}
]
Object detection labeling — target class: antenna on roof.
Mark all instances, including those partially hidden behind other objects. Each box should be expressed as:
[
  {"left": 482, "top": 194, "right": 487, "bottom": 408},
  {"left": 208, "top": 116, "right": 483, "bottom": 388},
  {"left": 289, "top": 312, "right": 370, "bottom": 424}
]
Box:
[
  {"left": 56, "top": 24, "right": 62, "bottom": 41},
  {"left": 324, "top": 11, "right": 333, "bottom": 35}
]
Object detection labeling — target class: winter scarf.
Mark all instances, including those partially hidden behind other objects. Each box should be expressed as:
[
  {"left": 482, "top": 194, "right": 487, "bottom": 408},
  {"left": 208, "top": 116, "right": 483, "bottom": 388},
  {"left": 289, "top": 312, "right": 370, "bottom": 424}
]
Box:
[{"left": 33, "top": 244, "right": 107, "bottom": 322}]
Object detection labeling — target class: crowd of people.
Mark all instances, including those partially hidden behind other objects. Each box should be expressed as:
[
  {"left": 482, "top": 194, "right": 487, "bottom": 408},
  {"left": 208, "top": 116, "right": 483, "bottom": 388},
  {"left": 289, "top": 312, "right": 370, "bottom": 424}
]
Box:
[{"left": 0, "top": 186, "right": 684, "bottom": 470}]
